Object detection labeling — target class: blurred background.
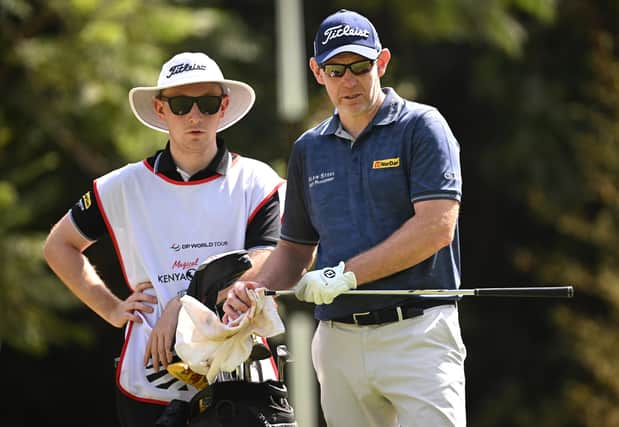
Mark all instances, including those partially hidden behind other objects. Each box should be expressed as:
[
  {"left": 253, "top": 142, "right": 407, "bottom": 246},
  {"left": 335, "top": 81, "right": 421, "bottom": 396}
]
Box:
[{"left": 1, "top": 0, "right": 618, "bottom": 426}]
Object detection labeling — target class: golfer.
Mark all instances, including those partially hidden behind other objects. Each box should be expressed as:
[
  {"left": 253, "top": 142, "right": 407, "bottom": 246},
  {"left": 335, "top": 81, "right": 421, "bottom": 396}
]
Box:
[{"left": 224, "top": 10, "right": 467, "bottom": 427}]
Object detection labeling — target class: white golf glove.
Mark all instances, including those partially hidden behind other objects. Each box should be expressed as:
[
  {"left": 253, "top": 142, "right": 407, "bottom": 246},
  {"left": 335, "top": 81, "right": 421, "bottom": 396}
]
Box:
[{"left": 294, "top": 261, "right": 357, "bottom": 305}]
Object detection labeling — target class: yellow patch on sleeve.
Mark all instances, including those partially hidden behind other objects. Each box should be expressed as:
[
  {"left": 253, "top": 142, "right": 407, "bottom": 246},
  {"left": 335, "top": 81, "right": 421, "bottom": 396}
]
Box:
[{"left": 81, "top": 192, "right": 92, "bottom": 209}]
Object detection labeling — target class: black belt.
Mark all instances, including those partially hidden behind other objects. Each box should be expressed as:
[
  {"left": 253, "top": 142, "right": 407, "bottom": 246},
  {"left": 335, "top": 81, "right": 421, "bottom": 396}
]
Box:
[{"left": 332, "top": 299, "right": 456, "bottom": 326}]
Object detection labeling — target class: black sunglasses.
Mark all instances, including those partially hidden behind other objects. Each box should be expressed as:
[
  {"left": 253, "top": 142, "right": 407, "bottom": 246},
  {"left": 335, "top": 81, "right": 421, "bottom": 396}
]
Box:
[
  {"left": 320, "top": 59, "right": 375, "bottom": 78},
  {"left": 157, "top": 94, "right": 223, "bottom": 115}
]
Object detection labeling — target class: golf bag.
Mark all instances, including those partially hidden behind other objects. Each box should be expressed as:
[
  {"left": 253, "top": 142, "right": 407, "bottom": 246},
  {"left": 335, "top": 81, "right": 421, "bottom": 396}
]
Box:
[
  {"left": 155, "top": 250, "right": 297, "bottom": 427},
  {"left": 186, "top": 380, "right": 296, "bottom": 427}
]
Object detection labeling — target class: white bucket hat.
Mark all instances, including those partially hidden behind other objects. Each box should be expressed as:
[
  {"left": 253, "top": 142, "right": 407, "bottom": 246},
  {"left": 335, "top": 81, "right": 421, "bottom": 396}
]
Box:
[{"left": 129, "top": 52, "right": 255, "bottom": 133}]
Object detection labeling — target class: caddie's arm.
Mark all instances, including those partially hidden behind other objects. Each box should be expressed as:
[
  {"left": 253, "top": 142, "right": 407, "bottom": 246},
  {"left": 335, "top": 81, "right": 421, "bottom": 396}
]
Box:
[
  {"left": 43, "top": 213, "right": 157, "bottom": 327},
  {"left": 346, "top": 199, "right": 459, "bottom": 286},
  {"left": 144, "top": 291, "right": 181, "bottom": 372}
]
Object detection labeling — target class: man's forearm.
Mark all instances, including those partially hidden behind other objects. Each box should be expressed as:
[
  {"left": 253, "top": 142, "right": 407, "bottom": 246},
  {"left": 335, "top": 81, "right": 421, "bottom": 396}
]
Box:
[
  {"left": 346, "top": 199, "right": 459, "bottom": 286},
  {"left": 255, "top": 241, "right": 316, "bottom": 290},
  {"left": 215, "top": 248, "right": 274, "bottom": 303},
  {"left": 44, "top": 214, "right": 123, "bottom": 325},
  {"left": 45, "top": 242, "right": 122, "bottom": 324},
  {"left": 241, "top": 248, "right": 273, "bottom": 281}
]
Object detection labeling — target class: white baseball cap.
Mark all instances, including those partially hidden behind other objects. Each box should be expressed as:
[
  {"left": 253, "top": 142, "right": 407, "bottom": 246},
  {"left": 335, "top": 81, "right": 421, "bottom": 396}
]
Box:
[{"left": 129, "top": 52, "right": 255, "bottom": 133}]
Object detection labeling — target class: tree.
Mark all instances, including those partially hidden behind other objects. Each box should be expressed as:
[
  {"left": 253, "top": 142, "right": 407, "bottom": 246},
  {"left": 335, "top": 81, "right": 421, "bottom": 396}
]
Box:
[
  {"left": 3, "top": 1, "right": 618, "bottom": 426},
  {"left": 449, "top": 1, "right": 619, "bottom": 425},
  {"left": 0, "top": 0, "right": 256, "bottom": 353}
]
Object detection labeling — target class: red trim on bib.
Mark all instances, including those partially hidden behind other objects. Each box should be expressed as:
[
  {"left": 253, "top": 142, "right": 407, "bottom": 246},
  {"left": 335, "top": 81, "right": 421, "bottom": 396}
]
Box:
[{"left": 247, "top": 181, "right": 285, "bottom": 226}]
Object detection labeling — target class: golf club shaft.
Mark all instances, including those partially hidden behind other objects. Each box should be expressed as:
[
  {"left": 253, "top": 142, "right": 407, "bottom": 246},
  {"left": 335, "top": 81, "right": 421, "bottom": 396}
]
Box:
[{"left": 264, "top": 286, "right": 574, "bottom": 298}]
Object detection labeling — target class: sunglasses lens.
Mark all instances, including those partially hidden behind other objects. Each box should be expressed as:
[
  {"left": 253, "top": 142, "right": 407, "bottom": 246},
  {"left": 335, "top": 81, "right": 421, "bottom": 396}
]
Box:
[
  {"left": 197, "top": 96, "right": 222, "bottom": 114},
  {"left": 322, "top": 60, "right": 374, "bottom": 78},
  {"left": 165, "top": 95, "right": 222, "bottom": 115},
  {"left": 168, "top": 96, "right": 194, "bottom": 115},
  {"left": 350, "top": 60, "right": 373, "bottom": 75},
  {"left": 323, "top": 64, "right": 346, "bottom": 78}
]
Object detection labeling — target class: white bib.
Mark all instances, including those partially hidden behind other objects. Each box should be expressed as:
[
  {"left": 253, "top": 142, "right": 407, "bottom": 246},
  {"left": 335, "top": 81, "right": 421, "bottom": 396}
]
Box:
[{"left": 95, "top": 153, "right": 283, "bottom": 403}]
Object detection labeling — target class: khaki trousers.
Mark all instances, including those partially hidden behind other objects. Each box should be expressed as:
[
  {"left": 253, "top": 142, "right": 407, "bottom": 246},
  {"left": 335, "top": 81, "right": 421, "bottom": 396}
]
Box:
[{"left": 312, "top": 305, "right": 467, "bottom": 427}]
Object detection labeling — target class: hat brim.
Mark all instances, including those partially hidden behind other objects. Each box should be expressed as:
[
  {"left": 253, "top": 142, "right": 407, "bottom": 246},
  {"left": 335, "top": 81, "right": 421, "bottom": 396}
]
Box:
[
  {"left": 316, "top": 45, "right": 380, "bottom": 65},
  {"left": 129, "top": 79, "right": 255, "bottom": 133}
]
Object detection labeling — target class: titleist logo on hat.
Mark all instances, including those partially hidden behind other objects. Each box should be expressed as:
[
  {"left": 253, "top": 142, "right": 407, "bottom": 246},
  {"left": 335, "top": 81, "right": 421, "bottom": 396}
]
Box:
[
  {"left": 166, "top": 63, "right": 208, "bottom": 79},
  {"left": 313, "top": 10, "right": 381, "bottom": 65},
  {"left": 321, "top": 24, "right": 370, "bottom": 45}
]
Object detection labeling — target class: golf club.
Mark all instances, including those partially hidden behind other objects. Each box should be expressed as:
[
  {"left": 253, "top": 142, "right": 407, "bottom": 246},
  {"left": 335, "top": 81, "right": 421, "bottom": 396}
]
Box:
[{"left": 263, "top": 285, "right": 574, "bottom": 298}]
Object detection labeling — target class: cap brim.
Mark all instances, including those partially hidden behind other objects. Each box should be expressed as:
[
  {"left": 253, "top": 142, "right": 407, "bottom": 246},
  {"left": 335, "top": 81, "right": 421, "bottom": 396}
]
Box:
[
  {"left": 129, "top": 80, "right": 256, "bottom": 133},
  {"left": 316, "top": 45, "right": 380, "bottom": 65}
]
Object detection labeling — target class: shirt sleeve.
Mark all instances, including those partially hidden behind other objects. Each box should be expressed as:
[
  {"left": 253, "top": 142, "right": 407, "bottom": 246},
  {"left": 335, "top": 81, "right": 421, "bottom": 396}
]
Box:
[
  {"left": 245, "top": 191, "right": 281, "bottom": 249},
  {"left": 69, "top": 187, "right": 108, "bottom": 241},
  {"left": 280, "top": 140, "right": 319, "bottom": 245},
  {"left": 409, "top": 109, "right": 462, "bottom": 203}
]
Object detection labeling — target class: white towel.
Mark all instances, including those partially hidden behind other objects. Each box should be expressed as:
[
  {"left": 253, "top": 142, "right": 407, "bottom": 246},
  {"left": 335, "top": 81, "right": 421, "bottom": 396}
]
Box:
[{"left": 175, "top": 289, "right": 285, "bottom": 384}]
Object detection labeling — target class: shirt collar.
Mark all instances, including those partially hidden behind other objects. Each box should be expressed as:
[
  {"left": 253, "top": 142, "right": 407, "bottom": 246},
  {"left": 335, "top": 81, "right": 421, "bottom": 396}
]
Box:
[
  {"left": 321, "top": 87, "right": 404, "bottom": 137},
  {"left": 147, "top": 137, "right": 230, "bottom": 181}
]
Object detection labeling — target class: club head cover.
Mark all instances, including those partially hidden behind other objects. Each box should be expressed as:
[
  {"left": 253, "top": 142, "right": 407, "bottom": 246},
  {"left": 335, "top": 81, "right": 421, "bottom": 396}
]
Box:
[
  {"left": 186, "top": 249, "right": 252, "bottom": 310},
  {"left": 248, "top": 341, "right": 272, "bottom": 361}
]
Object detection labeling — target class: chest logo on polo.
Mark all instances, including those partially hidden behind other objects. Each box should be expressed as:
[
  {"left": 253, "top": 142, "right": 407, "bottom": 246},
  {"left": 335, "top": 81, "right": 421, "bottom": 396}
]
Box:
[
  {"left": 308, "top": 171, "right": 335, "bottom": 188},
  {"left": 372, "top": 157, "right": 400, "bottom": 169}
]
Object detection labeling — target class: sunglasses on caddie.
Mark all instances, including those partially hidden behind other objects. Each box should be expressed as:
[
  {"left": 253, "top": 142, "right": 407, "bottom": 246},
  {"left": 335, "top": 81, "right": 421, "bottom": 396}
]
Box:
[
  {"left": 320, "top": 59, "right": 375, "bottom": 78},
  {"left": 157, "top": 94, "right": 224, "bottom": 115}
]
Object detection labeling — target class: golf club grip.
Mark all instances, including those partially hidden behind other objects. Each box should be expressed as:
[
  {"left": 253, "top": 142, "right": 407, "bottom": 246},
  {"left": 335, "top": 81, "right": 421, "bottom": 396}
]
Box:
[{"left": 474, "top": 286, "right": 574, "bottom": 298}]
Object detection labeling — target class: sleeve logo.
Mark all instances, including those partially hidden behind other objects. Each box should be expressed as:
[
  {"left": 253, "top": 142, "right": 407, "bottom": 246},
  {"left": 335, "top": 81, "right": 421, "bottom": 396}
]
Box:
[
  {"left": 78, "top": 191, "right": 92, "bottom": 210},
  {"left": 372, "top": 157, "right": 400, "bottom": 169}
]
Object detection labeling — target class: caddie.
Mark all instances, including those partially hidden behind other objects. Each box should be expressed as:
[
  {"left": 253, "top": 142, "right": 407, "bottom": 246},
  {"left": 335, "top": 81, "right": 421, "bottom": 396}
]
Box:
[{"left": 44, "top": 52, "right": 284, "bottom": 427}]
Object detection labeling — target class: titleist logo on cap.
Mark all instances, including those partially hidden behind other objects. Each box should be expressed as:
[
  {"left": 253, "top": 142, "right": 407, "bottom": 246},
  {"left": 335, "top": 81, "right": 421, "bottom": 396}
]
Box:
[
  {"left": 166, "top": 63, "right": 208, "bottom": 79},
  {"left": 321, "top": 24, "right": 370, "bottom": 45}
]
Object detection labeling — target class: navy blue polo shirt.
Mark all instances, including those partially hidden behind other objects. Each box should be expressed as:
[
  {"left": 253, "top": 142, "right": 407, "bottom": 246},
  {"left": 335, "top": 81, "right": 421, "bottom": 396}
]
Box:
[{"left": 281, "top": 88, "right": 462, "bottom": 320}]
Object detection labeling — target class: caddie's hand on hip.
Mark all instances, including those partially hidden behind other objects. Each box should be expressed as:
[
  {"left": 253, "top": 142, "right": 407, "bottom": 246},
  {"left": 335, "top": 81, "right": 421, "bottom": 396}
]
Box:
[
  {"left": 109, "top": 281, "right": 157, "bottom": 328},
  {"left": 294, "top": 261, "right": 357, "bottom": 305}
]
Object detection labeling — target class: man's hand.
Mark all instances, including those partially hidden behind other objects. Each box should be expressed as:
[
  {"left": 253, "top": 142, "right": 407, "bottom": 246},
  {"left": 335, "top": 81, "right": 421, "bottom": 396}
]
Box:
[
  {"left": 144, "top": 295, "right": 181, "bottom": 372},
  {"left": 294, "top": 261, "right": 357, "bottom": 304},
  {"left": 108, "top": 281, "right": 157, "bottom": 328},
  {"left": 222, "top": 281, "right": 257, "bottom": 323}
]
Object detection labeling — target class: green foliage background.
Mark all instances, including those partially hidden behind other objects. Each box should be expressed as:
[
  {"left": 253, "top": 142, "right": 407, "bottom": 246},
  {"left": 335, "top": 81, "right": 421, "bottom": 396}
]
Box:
[{"left": 1, "top": 0, "right": 617, "bottom": 426}]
